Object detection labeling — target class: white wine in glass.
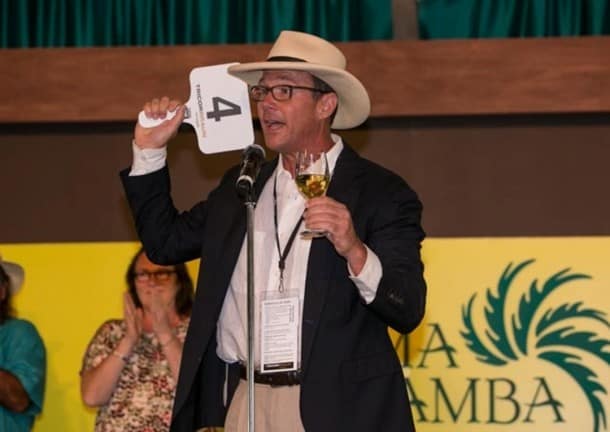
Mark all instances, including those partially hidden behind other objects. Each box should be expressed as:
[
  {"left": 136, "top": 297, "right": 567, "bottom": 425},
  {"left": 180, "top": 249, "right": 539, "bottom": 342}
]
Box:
[
  {"left": 295, "top": 150, "right": 330, "bottom": 237},
  {"left": 295, "top": 173, "right": 329, "bottom": 199}
]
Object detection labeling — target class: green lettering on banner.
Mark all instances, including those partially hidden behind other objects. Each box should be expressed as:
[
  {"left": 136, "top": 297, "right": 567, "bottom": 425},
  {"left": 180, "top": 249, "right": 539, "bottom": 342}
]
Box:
[
  {"left": 488, "top": 378, "right": 520, "bottom": 424},
  {"left": 406, "top": 378, "right": 429, "bottom": 422},
  {"left": 417, "top": 323, "right": 459, "bottom": 368},
  {"left": 432, "top": 378, "right": 479, "bottom": 423},
  {"left": 523, "top": 377, "right": 565, "bottom": 423}
]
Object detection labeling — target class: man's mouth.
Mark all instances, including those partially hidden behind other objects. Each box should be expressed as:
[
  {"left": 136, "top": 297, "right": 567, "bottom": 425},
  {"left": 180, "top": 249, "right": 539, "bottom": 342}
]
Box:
[{"left": 263, "top": 118, "right": 285, "bottom": 131}]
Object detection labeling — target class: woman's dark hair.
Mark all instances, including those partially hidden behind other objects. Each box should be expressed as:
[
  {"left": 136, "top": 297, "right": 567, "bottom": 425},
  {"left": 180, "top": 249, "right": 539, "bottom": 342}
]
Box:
[
  {"left": 0, "top": 265, "right": 15, "bottom": 324},
  {"left": 125, "top": 248, "right": 194, "bottom": 316}
]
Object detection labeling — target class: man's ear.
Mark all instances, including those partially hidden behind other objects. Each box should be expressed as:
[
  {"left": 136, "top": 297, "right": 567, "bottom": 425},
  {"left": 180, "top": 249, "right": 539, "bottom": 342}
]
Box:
[{"left": 317, "top": 92, "right": 338, "bottom": 121}]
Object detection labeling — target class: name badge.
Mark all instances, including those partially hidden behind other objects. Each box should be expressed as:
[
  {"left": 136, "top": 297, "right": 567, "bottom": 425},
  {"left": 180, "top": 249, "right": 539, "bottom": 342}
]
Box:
[{"left": 260, "top": 296, "right": 300, "bottom": 373}]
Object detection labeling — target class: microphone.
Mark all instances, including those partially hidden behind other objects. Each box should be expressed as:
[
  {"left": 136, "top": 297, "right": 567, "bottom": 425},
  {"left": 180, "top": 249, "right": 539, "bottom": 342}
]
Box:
[{"left": 236, "top": 144, "right": 266, "bottom": 200}]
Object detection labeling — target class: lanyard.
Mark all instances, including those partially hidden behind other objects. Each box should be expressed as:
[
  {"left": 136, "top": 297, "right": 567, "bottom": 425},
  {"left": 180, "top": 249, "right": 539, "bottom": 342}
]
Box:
[{"left": 273, "top": 174, "right": 303, "bottom": 292}]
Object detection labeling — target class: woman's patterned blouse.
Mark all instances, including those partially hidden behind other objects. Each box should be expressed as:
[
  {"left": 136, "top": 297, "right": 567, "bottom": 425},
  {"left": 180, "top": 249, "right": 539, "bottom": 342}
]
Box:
[{"left": 81, "top": 318, "right": 190, "bottom": 432}]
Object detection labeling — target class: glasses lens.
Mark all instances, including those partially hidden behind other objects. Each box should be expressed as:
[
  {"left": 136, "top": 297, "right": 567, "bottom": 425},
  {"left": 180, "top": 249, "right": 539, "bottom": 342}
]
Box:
[
  {"left": 134, "top": 270, "right": 174, "bottom": 282},
  {"left": 250, "top": 86, "right": 266, "bottom": 101},
  {"left": 155, "top": 271, "right": 171, "bottom": 281},
  {"left": 272, "top": 86, "right": 292, "bottom": 101}
]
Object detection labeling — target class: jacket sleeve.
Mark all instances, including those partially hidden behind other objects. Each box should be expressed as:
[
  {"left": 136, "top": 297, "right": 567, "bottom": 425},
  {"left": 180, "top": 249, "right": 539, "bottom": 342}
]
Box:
[
  {"left": 120, "top": 165, "right": 213, "bottom": 265},
  {"left": 364, "top": 174, "right": 427, "bottom": 334}
]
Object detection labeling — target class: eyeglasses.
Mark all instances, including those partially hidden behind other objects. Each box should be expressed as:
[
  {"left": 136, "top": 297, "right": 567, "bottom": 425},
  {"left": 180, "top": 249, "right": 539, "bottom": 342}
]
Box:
[
  {"left": 249, "top": 85, "right": 331, "bottom": 102},
  {"left": 133, "top": 270, "right": 176, "bottom": 282}
]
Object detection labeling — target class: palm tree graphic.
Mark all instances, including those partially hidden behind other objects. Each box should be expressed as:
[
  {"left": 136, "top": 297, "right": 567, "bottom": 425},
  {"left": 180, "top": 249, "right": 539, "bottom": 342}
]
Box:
[{"left": 461, "top": 259, "right": 610, "bottom": 432}]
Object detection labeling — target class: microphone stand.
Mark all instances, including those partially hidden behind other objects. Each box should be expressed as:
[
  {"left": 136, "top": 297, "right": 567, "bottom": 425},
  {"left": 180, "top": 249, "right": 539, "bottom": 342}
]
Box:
[
  {"left": 236, "top": 143, "right": 265, "bottom": 432},
  {"left": 240, "top": 185, "right": 257, "bottom": 432}
]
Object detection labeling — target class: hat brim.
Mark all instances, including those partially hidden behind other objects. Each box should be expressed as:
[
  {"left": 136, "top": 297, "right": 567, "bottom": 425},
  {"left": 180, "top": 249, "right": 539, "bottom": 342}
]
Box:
[
  {"left": 1, "top": 261, "right": 24, "bottom": 295},
  {"left": 228, "top": 61, "right": 370, "bottom": 130}
]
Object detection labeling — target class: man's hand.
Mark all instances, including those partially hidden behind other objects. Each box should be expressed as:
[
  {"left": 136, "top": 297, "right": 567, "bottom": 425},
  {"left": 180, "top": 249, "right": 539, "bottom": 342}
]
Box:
[
  {"left": 134, "top": 96, "right": 185, "bottom": 149},
  {"left": 304, "top": 196, "right": 367, "bottom": 275}
]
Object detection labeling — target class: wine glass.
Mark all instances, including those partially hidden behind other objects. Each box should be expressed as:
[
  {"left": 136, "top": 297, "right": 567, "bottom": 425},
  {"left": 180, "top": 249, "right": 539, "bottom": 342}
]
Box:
[{"left": 295, "top": 150, "right": 330, "bottom": 238}]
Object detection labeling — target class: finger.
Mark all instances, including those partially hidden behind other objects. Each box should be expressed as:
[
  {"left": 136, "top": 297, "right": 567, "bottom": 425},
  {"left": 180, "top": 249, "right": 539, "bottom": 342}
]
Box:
[
  {"left": 167, "top": 98, "right": 182, "bottom": 112},
  {"left": 304, "top": 200, "right": 339, "bottom": 216},
  {"left": 159, "top": 96, "right": 171, "bottom": 113},
  {"left": 124, "top": 292, "right": 137, "bottom": 314},
  {"left": 305, "top": 208, "right": 356, "bottom": 248},
  {"left": 155, "top": 96, "right": 184, "bottom": 123},
  {"left": 142, "top": 101, "right": 153, "bottom": 118},
  {"left": 167, "top": 104, "right": 186, "bottom": 130},
  {"left": 304, "top": 206, "right": 346, "bottom": 230},
  {"left": 150, "top": 98, "right": 161, "bottom": 118},
  {"left": 135, "top": 308, "right": 143, "bottom": 329},
  {"left": 141, "top": 97, "right": 175, "bottom": 120},
  {"left": 125, "top": 305, "right": 138, "bottom": 330},
  {"left": 123, "top": 293, "right": 133, "bottom": 316}
]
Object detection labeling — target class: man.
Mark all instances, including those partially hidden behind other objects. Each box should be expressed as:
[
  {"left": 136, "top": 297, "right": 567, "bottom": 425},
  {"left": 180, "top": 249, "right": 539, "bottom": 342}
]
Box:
[
  {"left": 121, "top": 30, "right": 426, "bottom": 431},
  {"left": 0, "top": 256, "right": 46, "bottom": 432}
]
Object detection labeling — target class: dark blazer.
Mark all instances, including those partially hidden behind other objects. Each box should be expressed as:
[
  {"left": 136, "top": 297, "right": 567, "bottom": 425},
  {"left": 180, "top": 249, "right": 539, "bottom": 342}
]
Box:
[{"left": 121, "top": 144, "right": 426, "bottom": 432}]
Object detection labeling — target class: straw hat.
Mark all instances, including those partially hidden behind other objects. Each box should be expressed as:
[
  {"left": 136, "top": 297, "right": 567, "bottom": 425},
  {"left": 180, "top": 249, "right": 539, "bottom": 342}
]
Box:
[
  {"left": 228, "top": 30, "right": 370, "bottom": 129},
  {"left": 0, "top": 254, "right": 25, "bottom": 295}
]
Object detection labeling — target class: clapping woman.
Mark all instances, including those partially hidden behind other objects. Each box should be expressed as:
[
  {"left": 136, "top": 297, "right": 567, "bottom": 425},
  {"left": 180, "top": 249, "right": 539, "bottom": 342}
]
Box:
[{"left": 80, "top": 248, "right": 194, "bottom": 431}]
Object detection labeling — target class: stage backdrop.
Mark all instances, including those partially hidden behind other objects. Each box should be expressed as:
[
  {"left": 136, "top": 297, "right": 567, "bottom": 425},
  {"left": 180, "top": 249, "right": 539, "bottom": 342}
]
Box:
[
  {"left": 2, "top": 238, "right": 609, "bottom": 432},
  {"left": 395, "top": 236, "right": 610, "bottom": 432}
]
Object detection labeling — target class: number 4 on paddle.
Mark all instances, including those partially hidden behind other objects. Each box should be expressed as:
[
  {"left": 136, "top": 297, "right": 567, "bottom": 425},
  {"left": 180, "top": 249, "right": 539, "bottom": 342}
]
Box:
[{"left": 207, "top": 97, "right": 242, "bottom": 122}]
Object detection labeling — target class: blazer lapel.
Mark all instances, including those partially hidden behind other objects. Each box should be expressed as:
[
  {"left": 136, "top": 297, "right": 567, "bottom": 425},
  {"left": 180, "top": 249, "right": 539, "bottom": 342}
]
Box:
[{"left": 300, "top": 145, "right": 364, "bottom": 373}]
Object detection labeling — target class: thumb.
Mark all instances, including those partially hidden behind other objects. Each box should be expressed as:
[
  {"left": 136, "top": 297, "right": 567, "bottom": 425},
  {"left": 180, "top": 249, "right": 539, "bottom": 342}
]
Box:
[{"left": 167, "top": 104, "right": 186, "bottom": 130}]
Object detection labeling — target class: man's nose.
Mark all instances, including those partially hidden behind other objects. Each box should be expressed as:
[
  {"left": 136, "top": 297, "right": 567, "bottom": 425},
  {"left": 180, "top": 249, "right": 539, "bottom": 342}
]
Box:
[
  {"left": 261, "top": 97, "right": 278, "bottom": 113},
  {"left": 261, "top": 90, "right": 277, "bottom": 106}
]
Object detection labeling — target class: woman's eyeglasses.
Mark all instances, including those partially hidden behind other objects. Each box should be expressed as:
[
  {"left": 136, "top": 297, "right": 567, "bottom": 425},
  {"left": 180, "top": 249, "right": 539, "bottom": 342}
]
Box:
[{"left": 133, "top": 270, "right": 176, "bottom": 282}]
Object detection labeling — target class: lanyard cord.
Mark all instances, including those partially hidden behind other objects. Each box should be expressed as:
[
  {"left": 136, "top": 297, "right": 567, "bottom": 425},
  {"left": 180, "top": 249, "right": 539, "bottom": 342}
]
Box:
[{"left": 273, "top": 174, "right": 303, "bottom": 292}]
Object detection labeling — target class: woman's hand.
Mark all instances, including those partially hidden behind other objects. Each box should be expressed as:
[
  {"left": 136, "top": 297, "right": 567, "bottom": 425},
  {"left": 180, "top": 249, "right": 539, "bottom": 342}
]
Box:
[
  {"left": 149, "top": 291, "right": 175, "bottom": 343},
  {"left": 81, "top": 295, "right": 143, "bottom": 407},
  {"left": 123, "top": 292, "right": 142, "bottom": 350}
]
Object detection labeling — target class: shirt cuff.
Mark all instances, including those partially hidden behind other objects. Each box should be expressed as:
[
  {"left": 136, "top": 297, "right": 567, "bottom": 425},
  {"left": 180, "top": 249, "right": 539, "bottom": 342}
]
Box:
[
  {"left": 348, "top": 245, "right": 382, "bottom": 304},
  {"left": 129, "top": 140, "right": 167, "bottom": 176}
]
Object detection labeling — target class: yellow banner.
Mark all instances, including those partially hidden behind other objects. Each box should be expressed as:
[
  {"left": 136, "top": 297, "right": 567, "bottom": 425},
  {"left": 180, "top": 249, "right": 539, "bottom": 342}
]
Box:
[
  {"left": 398, "top": 237, "right": 610, "bottom": 432},
  {"left": 1, "top": 238, "right": 608, "bottom": 431}
]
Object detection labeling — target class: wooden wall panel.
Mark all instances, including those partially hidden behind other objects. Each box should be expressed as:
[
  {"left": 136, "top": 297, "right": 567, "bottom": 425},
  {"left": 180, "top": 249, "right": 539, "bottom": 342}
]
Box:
[{"left": 1, "top": 37, "right": 609, "bottom": 123}]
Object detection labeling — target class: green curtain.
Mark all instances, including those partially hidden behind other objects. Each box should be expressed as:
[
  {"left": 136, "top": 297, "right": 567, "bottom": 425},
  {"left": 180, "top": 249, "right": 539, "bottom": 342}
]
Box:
[
  {"left": 418, "top": 0, "right": 610, "bottom": 39},
  {"left": 0, "top": 0, "right": 392, "bottom": 48}
]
